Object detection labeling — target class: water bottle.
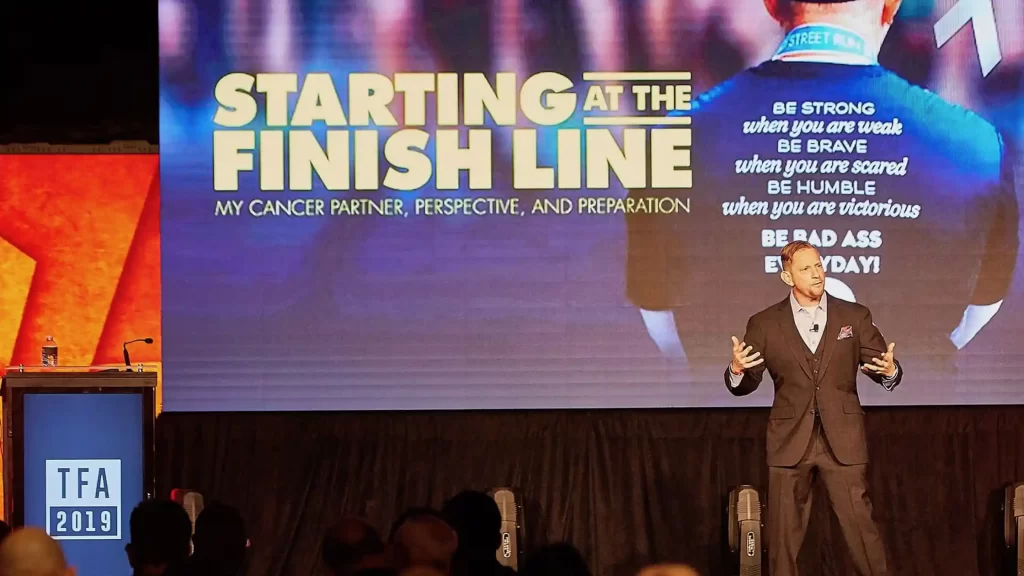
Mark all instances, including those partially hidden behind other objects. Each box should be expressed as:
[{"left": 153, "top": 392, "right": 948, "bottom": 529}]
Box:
[{"left": 41, "top": 336, "right": 58, "bottom": 367}]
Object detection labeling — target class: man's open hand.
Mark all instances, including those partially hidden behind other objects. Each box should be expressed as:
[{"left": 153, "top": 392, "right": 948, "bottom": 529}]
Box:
[
  {"left": 730, "top": 336, "right": 764, "bottom": 374},
  {"left": 861, "top": 342, "right": 896, "bottom": 377}
]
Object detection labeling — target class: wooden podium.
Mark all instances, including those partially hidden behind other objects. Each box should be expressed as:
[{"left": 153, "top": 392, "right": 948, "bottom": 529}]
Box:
[{"left": 1, "top": 370, "right": 155, "bottom": 574}]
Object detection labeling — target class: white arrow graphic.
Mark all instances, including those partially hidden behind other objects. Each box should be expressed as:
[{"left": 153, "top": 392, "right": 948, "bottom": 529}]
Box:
[{"left": 934, "top": 0, "right": 1002, "bottom": 77}]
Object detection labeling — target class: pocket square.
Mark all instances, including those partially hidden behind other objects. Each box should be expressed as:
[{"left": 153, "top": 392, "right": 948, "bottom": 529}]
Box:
[{"left": 838, "top": 325, "right": 854, "bottom": 340}]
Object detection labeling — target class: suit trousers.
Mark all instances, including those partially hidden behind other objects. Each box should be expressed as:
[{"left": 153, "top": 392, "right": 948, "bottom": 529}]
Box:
[{"left": 767, "top": 417, "right": 889, "bottom": 576}]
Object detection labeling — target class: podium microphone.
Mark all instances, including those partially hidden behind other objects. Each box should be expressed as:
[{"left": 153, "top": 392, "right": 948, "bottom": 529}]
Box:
[{"left": 123, "top": 338, "right": 154, "bottom": 370}]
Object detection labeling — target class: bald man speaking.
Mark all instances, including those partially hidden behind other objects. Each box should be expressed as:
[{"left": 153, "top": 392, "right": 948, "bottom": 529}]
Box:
[{"left": 728, "top": 241, "right": 900, "bottom": 575}]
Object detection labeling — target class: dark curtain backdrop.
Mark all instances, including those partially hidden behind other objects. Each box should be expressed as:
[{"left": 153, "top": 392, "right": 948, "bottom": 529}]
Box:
[{"left": 156, "top": 406, "right": 1024, "bottom": 576}]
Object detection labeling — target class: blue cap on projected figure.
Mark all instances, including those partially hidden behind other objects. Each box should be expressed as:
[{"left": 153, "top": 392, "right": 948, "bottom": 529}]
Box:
[{"left": 45, "top": 459, "right": 122, "bottom": 540}]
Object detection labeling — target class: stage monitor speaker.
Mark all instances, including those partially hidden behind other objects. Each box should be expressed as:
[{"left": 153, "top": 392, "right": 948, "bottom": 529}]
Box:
[
  {"left": 1003, "top": 482, "right": 1024, "bottom": 576},
  {"left": 727, "top": 485, "right": 764, "bottom": 576},
  {"left": 171, "top": 488, "right": 204, "bottom": 553},
  {"left": 490, "top": 487, "right": 523, "bottom": 571}
]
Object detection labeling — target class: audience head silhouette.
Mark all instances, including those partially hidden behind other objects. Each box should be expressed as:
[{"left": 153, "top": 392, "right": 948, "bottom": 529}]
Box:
[
  {"left": 126, "top": 499, "right": 192, "bottom": 576},
  {"left": 519, "top": 543, "right": 590, "bottom": 576},
  {"left": 322, "top": 516, "right": 396, "bottom": 576},
  {"left": 441, "top": 491, "right": 514, "bottom": 576},
  {"left": 441, "top": 491, "right": 501, "bottom": 553},
  {"left": 190, "top": 502, "right": 249, "bottom": 576},
  {"left": 636, "top": 564, "right": 701, "bottom": 576},
  {"left": 399, "top": 568, "right": 445, "bottom": 576},
  {"left": 0, "top": 527, "right": 75, "bottom": 576},
  {"left": 388, "top": 508, "right": 444, "bottom": 543},
  {"left": 391, "top": 509, "right": 458, "bottom": 574}
]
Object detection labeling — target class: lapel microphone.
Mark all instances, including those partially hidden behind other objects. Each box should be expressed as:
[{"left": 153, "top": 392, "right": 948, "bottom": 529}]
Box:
[{"left": 811, "top": 324, "right": 820, "bottom": 333}]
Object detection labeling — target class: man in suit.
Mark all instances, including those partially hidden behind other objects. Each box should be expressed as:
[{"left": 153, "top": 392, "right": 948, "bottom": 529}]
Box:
[{"left": 727, "top": 240, "right": 901, "bottom": 575}]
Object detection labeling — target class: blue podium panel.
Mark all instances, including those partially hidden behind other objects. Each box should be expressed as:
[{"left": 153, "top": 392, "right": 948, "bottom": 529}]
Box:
[{"left": 23, "top": 393, "right": 145, "bottom": 576}]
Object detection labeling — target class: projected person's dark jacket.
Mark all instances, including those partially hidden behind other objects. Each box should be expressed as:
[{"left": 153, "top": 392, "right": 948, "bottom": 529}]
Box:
[{"left": 627, "top": 60, "right": 1020, "bottom": 382}]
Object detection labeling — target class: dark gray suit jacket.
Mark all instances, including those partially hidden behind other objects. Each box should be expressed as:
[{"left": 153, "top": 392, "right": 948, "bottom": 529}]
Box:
[{"left": 724, "top": 296, "right": 903, "bottom": 467}]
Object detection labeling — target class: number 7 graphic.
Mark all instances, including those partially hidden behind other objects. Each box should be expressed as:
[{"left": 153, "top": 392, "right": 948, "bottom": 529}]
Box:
[{"left": 934, "top": 0, "right": 1003, "bottom": 76}]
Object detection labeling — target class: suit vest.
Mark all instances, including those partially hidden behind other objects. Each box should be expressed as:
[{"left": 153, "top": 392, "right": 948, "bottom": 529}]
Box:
[{"left": 802, "top": 333, "right": 827, "bottom": 413}]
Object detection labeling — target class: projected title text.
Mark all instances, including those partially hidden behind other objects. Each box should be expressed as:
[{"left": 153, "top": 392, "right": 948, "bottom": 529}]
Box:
[{"left": 212, "top": 72, "right": 693, "bottom": 193}]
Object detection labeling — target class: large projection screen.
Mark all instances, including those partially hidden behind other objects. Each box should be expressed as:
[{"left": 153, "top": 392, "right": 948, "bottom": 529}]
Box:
[{"left": 158, "top": 0, "right": 1024, "bottom": 411}]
